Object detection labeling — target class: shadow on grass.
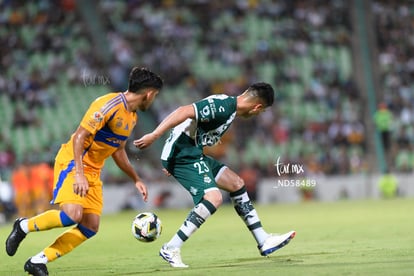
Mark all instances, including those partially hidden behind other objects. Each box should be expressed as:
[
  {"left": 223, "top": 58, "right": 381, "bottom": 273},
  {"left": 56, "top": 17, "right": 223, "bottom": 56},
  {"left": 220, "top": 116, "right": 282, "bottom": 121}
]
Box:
[
  {"left": 118, "top": 250, "right": 414, "bottom": 275},
  {"left": 108, "top": 256, "right": 413, "bottom": 275},
  {"left": 119, "top": 254, "right": 314, "bottom": 275}
]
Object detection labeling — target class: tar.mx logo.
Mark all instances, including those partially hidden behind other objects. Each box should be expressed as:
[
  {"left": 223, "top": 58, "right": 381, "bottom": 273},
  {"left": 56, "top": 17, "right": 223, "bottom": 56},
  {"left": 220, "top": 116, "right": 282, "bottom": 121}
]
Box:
[
  {"left": 274, "top": 156, "right": 304, "bottom": 176},
  {"left": 274, "top": 156, "right": 316, "bottom": 189},
  {"left": 82, "top": 69, "right": 110, "bottom": 87}
]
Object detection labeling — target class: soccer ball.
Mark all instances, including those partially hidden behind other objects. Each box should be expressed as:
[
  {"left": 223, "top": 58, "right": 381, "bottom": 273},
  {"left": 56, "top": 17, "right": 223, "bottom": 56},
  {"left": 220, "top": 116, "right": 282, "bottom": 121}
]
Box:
[{"left": 131, "top": 212, "right": 162, "bottom": 242}]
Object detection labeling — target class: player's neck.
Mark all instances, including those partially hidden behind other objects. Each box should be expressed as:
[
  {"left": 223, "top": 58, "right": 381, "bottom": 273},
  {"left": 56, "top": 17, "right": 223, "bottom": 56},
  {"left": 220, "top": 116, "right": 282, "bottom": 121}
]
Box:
[
  {"left": 236, "top": 95, "right": 251, "bottom": 117},
  {"left": 123, "top": 91, "right": 142, "bottom": 112}
]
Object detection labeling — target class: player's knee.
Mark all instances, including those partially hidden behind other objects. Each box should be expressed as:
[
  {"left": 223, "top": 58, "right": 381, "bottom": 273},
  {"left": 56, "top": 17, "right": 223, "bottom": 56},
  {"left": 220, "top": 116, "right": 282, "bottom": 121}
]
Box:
[
  {"left": 230, "top": 176, "right": 245, "bottom": 192},
  {"left": 61, "top": 204, "right": 83, "bottom": 223},
  {"left": 210, "top": 196, "right": 223, "bottom": 208},
  {"left": 68, "top": 211, "right": 83, "bottom": 223},
  {"left": 204, "top": 190, "right": 223, "bottom": 208}
]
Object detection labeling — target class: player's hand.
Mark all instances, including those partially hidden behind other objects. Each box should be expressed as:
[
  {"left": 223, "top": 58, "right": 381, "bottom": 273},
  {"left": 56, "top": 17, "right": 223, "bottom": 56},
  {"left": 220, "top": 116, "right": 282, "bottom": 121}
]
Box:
[
  {"left": 73, "top": 173, "right": 89, "bottom": 197},
  {"left": 135, "top": 180, "right": 148, "bottom": 202},
  {"left": 162, "top": 168, "right": 172, "bottom": 177},
  {"left": 133, "top": 133, "right": 157, "bottom": 149}
]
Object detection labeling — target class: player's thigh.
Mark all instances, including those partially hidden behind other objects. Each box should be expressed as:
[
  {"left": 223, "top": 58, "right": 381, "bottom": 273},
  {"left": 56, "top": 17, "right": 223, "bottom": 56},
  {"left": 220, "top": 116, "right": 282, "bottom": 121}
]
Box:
[
  {"left": 201, "top": 155, "right": 244, "bottom": 192},
  {"left": 51, "top": 160, "right": 81, "bottom": 205},
  {"left": 52, "top": 161, "right": 103, "bottom": 216},
  {"left": 79, "top": 170, "right": 103, "bottom": 216},
  {"left": 202, "top": 155, "right": 227, "bottom": 180},
  {"left": 163, "top": 159, "right": 219, "bottom": 205},
  {"left": 215, "top": 166, "right": 244, "bottom": 192}
]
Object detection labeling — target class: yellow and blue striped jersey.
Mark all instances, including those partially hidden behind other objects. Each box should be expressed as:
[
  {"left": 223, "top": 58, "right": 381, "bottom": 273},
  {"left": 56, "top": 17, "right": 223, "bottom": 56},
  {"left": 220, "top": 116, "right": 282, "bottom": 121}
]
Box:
[{"left": 59, "top": 92, "right": 137, "bottom": 170}]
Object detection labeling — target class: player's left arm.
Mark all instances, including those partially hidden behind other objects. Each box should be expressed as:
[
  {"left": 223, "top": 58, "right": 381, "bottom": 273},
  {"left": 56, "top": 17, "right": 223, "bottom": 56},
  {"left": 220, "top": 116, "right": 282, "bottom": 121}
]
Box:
[{"left": 112, "top": 141, "right": 148, "bottom": 202}]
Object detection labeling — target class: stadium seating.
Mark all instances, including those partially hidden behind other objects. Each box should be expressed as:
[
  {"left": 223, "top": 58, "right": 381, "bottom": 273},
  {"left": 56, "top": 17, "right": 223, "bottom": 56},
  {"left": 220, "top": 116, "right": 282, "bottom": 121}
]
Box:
[{"left": 3, "top": 0, "right": 411, "bottom": 179}]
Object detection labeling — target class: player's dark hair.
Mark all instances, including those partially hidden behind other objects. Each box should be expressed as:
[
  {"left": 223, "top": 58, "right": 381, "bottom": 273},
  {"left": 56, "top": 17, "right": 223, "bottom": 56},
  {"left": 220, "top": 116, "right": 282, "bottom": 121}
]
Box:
[
  {"left": 128, "top": 67, "right": 163, "bottom": 93},
  {"left": 247, "top": 82, "right": 275, "bottom": 107}
]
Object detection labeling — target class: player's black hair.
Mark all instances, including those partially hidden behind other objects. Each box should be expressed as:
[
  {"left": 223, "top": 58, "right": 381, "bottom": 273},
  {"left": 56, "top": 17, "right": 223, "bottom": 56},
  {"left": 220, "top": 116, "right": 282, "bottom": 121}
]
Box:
[
  {"left": 247, "top": 82, "right": 275, "bottom": 107},
  {"left": 128, "top": 67, "right": 163, "bottom": 93}
]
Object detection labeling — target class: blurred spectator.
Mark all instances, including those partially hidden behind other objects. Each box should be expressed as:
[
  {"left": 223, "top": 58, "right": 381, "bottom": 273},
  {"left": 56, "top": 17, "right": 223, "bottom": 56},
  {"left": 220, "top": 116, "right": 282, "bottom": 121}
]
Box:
[
  {"left": 9, "top": 160, "right": 54, "bottom": 218},
  {"left": 394, "top": 148, "right": 413, "bottom": 173},
  {"left": 153, "top": 190, "right": 173, "bottom": 208},
  {"left": 344, "top": 120, "right": 365, "bottom": 146},
  {"left": 11, "top": 162, "right": 32, "bottom": 218},
  {"left": 374, "top": 103, "right": 393, "bottom": 159},
  {"left": 0, "top": 178, "right": 16, "bottom": 223},
  {"left": 29, "top": 162, "right": 54, "bottom": 214},
  {"left": 12, "top": 105, "right": 40, "bottom": 128},
  {"left": 378, "top": 171, "right": 398, "bottom": 198},
  {"left": 0, "top": 0, "right": 383, "bottom": 183},
  {"left": 239, "top": 163, "right": 260, "bottom": 201},
  {"left": 373, "top": 1, "right": 414, "bottom": 172},
  {"left": 0, "top": 142, "right": 16, "bottom": 175}
]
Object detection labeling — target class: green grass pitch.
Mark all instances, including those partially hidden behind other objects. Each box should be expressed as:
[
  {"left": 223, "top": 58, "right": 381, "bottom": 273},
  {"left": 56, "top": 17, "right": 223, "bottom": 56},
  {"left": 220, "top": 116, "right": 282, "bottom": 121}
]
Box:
[{"left": 1, "top": 198, "right": 413, "bottom": 275}]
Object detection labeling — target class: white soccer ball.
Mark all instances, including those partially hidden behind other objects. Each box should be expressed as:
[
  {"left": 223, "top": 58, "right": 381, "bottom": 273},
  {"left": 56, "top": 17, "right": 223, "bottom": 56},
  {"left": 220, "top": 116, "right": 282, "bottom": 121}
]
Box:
[{"left": 131, "top": 212, "right": 162, "bottom": 242}]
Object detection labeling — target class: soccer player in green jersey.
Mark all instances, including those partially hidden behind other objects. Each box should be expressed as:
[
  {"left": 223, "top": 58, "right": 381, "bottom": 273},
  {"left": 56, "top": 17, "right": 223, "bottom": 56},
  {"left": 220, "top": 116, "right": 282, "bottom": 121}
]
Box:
[{"left": 134, "top": 83, "right": 295, "bottom": 268}]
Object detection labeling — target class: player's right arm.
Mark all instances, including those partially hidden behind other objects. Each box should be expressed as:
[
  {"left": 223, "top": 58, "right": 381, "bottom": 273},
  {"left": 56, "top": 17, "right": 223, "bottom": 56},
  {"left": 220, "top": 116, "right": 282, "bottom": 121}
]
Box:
[
  {"left": 72, "top": 126, "right": 92, "bottom": 197},
  {"left": 112, "top": 140, "right": 148, "bottom": 202},
  {"left": 134, "top": 104, "right": 195, "bottom": 149}
]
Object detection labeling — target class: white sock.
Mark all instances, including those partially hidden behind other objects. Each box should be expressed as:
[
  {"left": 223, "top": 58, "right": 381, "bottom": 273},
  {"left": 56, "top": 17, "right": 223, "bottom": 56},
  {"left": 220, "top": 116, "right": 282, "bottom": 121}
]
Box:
[
  {"left": 167, "top": 200, "right": 216, "bottom": 248},
  {"left": 20, "top": 218, "right": 29, "bottom": 234},
  {"left": 166, "top": 234, "right": 185, "bottom": 249},
  {"left": 31, "top": 251, "right": 48, "bottom": 264},
  {"left": 230, "top": 187, "right": 269, "bottom": 245}
]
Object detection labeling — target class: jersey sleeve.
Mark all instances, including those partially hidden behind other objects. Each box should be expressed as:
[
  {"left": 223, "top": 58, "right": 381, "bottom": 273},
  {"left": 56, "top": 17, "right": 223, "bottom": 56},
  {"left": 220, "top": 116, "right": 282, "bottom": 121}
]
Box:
[
  {"left": 80, "top": 97, "right": 113, "bottom": 135},
  {"left": 193, "top": 94, "right": 236, "bottom": 123}
]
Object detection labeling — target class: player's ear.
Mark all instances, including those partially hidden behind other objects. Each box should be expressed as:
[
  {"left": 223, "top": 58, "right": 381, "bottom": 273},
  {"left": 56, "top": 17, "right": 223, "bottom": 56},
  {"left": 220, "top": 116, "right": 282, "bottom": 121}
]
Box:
[
  {"left": 150, "top": 89, "right": 159, "bottom": 101},
  {"left": 141, "top": 88, "right": 152, "bottom": 99},
  {"left": 146, "top": 88, "right": 157, "bottom": 96},
  {"left": 253, "top": 103, "right": 264, "bottom": 112}
]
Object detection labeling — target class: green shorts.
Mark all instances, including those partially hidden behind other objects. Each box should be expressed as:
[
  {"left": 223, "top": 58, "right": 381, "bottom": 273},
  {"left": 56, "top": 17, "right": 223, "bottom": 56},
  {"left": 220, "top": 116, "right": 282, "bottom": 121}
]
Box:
[{"left": 162, "top": 155, "right": 226, "bottom": 204}]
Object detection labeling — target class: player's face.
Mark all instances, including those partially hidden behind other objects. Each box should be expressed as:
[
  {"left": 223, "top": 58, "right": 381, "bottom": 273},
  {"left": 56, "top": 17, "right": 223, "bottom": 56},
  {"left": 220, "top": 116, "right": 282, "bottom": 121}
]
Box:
[
  {"left": 242, "top": 104, "right": 266, "bottom": 118},
  {"left": 139, "top": 89, "right": 159, "bottom": 111}
]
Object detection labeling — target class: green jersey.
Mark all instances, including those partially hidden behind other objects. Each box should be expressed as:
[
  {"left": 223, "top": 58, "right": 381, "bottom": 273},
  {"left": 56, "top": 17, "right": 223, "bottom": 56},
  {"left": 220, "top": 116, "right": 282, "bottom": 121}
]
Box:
[{"left": 161, "top": 94, "right": 237, "bottom": 162}]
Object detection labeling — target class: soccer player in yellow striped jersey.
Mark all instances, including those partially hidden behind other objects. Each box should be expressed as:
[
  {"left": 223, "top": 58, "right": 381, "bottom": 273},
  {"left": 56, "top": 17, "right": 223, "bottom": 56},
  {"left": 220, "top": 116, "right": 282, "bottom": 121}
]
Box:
[{"left": 6, "top": 67, "right": 163, "bottom": 276}]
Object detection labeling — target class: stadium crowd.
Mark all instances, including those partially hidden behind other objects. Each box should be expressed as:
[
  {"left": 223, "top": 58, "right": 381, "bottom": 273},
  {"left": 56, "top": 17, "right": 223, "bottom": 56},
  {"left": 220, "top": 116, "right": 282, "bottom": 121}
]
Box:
[
  {"left": 373, "top": 0, "right": 414, "bottom": 172},
  {"left": 0, "top": 0, "right": 413, "bottom": 219}
]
